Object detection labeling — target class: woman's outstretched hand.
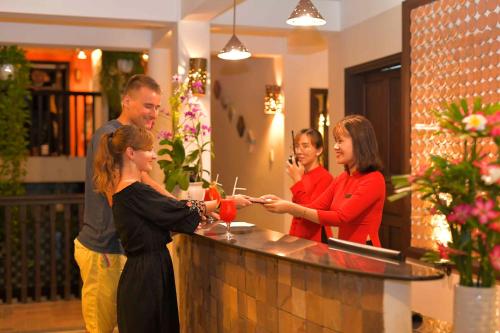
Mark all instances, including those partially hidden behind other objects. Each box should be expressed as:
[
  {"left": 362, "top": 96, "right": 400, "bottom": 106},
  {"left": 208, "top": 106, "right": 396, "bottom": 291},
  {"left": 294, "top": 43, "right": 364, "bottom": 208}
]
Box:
[
  {"left": 228, "top": 194, "right": 253, "bottom": 208},
  {"left": 263, "top": 199, "right": 293, "bottom": 214},
  {"left": 260, "top": 194, "right": 281, "bottom": 201}
]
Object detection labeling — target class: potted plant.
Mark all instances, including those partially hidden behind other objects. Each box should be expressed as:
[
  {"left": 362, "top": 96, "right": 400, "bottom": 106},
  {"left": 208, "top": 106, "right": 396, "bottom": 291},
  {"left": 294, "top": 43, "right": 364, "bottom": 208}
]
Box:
[
  {"left": 158, "top": 75, "right": 213, "bottom": 198},
  {"left": 390, "top": 98, "right": 499, "bottom": 332}
]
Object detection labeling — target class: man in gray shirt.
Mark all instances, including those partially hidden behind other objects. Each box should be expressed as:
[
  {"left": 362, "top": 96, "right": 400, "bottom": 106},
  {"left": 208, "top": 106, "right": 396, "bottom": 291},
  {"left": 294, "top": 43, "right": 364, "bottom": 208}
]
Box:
[{"left": 74, "top": 74, "right": 173, "bottom": 333}]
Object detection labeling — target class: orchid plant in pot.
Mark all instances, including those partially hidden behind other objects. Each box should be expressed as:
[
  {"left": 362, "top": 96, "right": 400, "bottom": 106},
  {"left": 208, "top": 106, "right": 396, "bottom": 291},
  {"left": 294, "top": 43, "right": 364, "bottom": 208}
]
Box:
[
  {"left": 157, "top": 75, "right": 213, "bottom": 197},
  {"left": 390, "top": 98, "right": 499, "bottom": 332}
]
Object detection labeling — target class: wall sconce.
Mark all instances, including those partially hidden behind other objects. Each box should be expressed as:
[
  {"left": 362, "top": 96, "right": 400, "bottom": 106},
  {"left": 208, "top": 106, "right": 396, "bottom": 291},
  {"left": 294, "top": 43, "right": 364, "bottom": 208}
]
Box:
[
  {"left": 188, "top": 58, "right": 207, "bottom": 95},
  {"left": 264, "top": 85, "right": 283, "bottom": 115}
]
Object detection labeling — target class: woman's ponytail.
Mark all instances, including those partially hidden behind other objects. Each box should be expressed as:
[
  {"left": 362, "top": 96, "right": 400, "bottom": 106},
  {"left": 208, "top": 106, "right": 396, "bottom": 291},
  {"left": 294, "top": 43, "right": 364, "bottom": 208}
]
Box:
[{"left": 93, "top": 132, "right": 120, "bottom": 197}]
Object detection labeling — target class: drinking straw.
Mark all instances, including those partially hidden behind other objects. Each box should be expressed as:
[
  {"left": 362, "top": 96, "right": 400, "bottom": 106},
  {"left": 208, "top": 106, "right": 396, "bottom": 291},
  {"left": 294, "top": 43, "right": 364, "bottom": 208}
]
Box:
[{"left": 232, "top": 177, "right": 238, "bottom": 196}]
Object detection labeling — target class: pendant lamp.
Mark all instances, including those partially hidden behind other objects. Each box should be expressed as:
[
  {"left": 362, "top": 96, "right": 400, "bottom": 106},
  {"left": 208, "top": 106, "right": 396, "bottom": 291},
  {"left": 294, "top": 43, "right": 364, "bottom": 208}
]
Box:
[
  {"left": 286, "top": 0, "right": 326, "bottom": 27},
  {"left": 218, "top": 0, "right": 251, "bottom": 60}
]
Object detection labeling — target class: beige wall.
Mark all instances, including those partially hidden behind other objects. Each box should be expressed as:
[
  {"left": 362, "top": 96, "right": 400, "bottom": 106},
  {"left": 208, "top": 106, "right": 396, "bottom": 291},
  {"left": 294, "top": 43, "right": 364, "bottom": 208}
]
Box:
[
  {"left": 211, "top": 56, "right": 286, "bottom": 232},
  {"left": 327, "top": 4, "right": 402, "bottom": 175},
  {"left": 25, "top": 157, "right": 85, "bottom": 183},
  {"left": 211, "top": 44, "right": 329, "bottom": 234}
]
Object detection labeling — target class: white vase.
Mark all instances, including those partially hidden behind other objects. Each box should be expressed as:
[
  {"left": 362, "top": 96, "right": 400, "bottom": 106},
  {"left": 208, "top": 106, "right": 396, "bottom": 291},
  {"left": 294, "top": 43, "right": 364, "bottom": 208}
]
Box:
[
  {"left": 453, "top": 284, "right": 498, "bottom": 333},
  {"left": 173, "top": 182, "right": 205, "bottom": 201},
  {"left": 187, "top": 181, "right": 205, "bottom": 201}
]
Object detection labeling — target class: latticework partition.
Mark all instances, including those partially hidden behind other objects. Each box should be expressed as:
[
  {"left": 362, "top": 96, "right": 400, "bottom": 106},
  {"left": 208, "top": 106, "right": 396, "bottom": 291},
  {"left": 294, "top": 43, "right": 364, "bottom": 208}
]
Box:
[{"left": 409, "top": 0, "right": 499, "bottom": 248}]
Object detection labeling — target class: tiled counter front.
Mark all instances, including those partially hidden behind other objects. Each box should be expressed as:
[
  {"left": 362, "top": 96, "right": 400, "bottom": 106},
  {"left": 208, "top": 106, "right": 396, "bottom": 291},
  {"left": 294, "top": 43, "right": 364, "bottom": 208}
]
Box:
[{"left": 176, "top": 234, "right": 384, "bottom": 333}]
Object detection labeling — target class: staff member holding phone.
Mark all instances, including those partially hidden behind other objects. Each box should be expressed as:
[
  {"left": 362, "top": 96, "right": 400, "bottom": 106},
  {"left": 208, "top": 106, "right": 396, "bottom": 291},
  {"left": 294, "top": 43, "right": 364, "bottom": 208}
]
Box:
[
  {"left": 263, "top": 116, "right": 385, "bottom": 247},
  {"left": 287, "top": 129, "right": 333, "bottom": 242}
]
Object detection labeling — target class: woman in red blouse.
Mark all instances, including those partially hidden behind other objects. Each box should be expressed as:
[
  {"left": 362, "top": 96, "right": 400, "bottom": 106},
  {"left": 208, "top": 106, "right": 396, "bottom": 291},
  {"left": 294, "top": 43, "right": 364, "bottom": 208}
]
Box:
[
  {"left": 288, "top": 129, "right": 333, "bottom": 243},
  {"left": 263, "top": 115, "right": 385, "bottom": 247}
]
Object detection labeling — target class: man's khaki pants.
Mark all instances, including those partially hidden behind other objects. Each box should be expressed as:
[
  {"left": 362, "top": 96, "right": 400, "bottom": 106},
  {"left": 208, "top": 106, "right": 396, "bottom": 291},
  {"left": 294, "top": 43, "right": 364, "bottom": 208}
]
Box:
[{"left": 74, "top": 239, "right": 126, "bottom": 333}]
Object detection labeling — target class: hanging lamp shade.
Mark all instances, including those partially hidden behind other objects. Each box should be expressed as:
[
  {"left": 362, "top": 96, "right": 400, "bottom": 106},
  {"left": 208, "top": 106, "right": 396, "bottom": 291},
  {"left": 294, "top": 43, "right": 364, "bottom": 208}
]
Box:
[
  {"left": 218, "top": 0, "right": 251, "bottom": 61},
  {"left": 286, "top": 0, "right": 326, "bottom": 27},
  {"left": 218, "top": 34, "right": 251, "bottom": 60}
]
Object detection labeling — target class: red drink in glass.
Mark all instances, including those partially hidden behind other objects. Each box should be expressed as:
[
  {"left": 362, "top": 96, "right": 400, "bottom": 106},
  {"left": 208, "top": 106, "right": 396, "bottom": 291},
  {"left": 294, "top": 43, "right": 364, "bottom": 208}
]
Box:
[{"left": 219, "top": 199, "right": 236, "bottom": 241}]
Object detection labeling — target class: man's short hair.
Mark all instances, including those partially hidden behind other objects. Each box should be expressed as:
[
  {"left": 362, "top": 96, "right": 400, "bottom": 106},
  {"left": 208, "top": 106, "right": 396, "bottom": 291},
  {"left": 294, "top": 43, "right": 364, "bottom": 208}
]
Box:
[{"left": 122, "top": 74, "right": 161, "bottom": 96}]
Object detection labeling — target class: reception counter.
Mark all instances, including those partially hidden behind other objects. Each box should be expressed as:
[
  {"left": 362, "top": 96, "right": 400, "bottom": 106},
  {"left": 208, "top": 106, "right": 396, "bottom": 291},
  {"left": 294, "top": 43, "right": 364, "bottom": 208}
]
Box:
[{"left": 174, "top": 223, "right": 444, "bottom": 333}]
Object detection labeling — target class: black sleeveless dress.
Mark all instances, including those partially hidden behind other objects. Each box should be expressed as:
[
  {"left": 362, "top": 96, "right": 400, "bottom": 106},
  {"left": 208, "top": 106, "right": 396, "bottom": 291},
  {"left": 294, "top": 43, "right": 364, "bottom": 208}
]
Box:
[{"left": 112, "top": 182, "right": 200, "bottom": 333}]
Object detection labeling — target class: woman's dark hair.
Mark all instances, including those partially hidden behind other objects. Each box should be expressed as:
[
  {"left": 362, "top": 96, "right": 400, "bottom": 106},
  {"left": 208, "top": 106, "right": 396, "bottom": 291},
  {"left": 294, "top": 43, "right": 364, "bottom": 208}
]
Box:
[
  {"left": 333, "top": 115, "right": 383, "bottom": 173},
  {"left": 93, "top": 125, "right": 154, "bottom": 196},
  {"left": 295, "top": 128, "right": 324, "bottom": 150}
]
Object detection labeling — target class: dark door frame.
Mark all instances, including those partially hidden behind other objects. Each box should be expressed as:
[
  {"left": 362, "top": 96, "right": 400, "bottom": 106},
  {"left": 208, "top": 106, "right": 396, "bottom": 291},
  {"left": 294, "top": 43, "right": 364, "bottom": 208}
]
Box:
[{"left": 344, "top": 53, "right": 412, "bottom": 252}]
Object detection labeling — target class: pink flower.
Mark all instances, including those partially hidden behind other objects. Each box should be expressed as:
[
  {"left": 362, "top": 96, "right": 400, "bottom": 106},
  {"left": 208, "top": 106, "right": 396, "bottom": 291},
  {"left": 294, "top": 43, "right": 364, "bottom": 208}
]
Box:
[
  {"left": 437, "top": 243, "right": 449, "bottom": 259},
  {"left": 201, "top": 124, "right": 211, "bottom": 136},
  {"left": 157, "top": 130, "right": 172, "bottom": 140},
  {"left": 190, "top": 103, "right": 201, "bottom": 113},
  {"left": 474, "top": 161, "right": 500, "bottom": 185},
  {"left": 446, "top": 204, "right": 473, "bottom": 224},
  {"left": 488, "top": 221, "right": 500, "bottom": 233},
  {"left": 413, "top": 164, "right": 429, "bottom": 178},
  {"left": 437, "top": 243, "right": 466, "bottom": 260},
  {"left": 490, "top": 245, "right": 500, "bottom": 271},
  {"left": 192, "top": 80, "right": 204, "bottom": 93},
  {"left": 474, "top": 160, "right": 490, "bottom": 176},
  {"left": 183, "top": 124, "right": 196, "bottom": 134},
  {"left": 429, "top": 168, "right": 443, "bottom": 181},
  {"left": 491, "top": 126, "right": 500, "bottom": 137},
  {"left": 184, "top": 111, "right": 196, "bottom": 119},
  {"left": 486, "top": 113, "right": 500, "bottom": 125},
  {"left": 472, "top": 198, "right": 500, "bottom": 224}
]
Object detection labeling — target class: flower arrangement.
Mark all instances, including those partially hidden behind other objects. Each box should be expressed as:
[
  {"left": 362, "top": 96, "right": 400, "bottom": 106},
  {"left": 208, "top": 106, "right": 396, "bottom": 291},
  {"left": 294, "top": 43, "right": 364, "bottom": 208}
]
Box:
[
  {"left": 157, "top": 75, "right": 213, "bottom": 192},
  {"left": 390, "top": 98, "right": 499, "bottom": 287}
]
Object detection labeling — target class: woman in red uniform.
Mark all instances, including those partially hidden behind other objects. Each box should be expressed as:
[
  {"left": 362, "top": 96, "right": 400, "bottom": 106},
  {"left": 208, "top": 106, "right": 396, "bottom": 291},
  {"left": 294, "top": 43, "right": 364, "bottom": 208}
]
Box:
[
  {"left": 288, "top": 129, "right": 333, "bottom": 243},
  {"left": 264, "top": 115, "right": 385, "bottom": 247}
]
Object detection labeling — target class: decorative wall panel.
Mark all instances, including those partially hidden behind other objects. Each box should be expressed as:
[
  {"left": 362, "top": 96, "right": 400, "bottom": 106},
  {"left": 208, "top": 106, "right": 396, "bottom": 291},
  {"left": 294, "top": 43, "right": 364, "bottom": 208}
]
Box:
[{"left": 409, "top": 0, "right": 499, "bottom": 248}]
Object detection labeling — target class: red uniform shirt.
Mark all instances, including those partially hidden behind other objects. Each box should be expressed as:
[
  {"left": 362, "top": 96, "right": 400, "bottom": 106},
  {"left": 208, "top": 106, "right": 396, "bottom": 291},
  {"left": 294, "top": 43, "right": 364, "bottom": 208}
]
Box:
[
  {"left": 309, "top": 170, "right": 385, "bottom": 247},
  {"left": 289, "top": 166, "right": 333, "bottom": 242}
]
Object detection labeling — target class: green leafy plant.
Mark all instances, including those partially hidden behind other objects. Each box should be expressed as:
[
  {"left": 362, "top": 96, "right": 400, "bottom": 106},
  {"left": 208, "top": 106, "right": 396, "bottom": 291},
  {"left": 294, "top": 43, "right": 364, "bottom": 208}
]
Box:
[
  {"left": 0, "top": 45, "right": 30, "bottom": 196},
  {"left": 390, "top": 98, "right": 499, "bottom": 287},
  {"left": 157, "top": 75, "right": 213, "bottom": 192},
  {"left": 100, "top": 51, "right": 144, "bottom": 120}
]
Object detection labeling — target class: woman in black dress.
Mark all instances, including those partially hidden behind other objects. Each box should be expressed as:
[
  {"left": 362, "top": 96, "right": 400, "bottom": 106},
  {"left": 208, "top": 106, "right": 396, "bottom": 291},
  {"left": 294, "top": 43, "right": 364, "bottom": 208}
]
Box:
[{"left": 93, "top": 125, "right": 250, "bottom": 332}]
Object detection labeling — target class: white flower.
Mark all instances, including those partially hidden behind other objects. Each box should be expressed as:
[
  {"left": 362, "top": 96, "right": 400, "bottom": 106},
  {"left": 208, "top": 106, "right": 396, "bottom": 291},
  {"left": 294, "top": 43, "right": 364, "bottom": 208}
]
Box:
[
  {"left": 481, "top": 165, "right": 500, "bottom": 185},
  {"left": 172, "top": 74, "right": 182, "bottom": 82},
  {"left": 462, "top": 114, "right": 487, "bottom": 131}
]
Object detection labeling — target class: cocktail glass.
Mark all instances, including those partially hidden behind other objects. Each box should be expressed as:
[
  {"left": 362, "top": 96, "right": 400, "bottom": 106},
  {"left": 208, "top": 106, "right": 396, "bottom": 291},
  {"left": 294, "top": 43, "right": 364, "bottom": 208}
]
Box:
[{"left": 219, "top": 199, "right": 237, "bottom": 241}]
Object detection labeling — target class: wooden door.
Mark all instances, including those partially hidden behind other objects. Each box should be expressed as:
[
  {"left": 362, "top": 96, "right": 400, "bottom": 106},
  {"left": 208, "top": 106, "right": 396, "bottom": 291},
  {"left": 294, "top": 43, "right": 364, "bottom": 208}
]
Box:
[{"left": 345, "top": 54, "right": 411, "bottom": 252}]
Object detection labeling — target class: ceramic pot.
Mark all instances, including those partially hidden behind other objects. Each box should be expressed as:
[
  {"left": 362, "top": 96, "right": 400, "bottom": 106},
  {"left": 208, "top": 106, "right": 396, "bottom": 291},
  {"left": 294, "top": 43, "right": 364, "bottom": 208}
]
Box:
[{"left": 453, "top": 284, "right": 498, "bottom": 333}]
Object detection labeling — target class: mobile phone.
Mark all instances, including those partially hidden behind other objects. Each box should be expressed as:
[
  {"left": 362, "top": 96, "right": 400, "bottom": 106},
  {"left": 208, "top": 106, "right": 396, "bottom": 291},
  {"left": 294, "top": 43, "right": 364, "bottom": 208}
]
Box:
[
  {"left": 288, "top": 130, "right": 299, "bottom": 166},
  {"left": 288, "top": 155, "right": 299, "bottom": 166},
  {"left": 249, "top": 197, "right": 269, "bottom": 204}
]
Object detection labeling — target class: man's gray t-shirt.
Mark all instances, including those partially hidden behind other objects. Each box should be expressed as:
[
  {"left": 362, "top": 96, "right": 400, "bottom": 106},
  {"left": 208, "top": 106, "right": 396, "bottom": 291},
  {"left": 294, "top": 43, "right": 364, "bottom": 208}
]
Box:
[{"left": 77, "top": 119, "right": 123, "bottom": 254}]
